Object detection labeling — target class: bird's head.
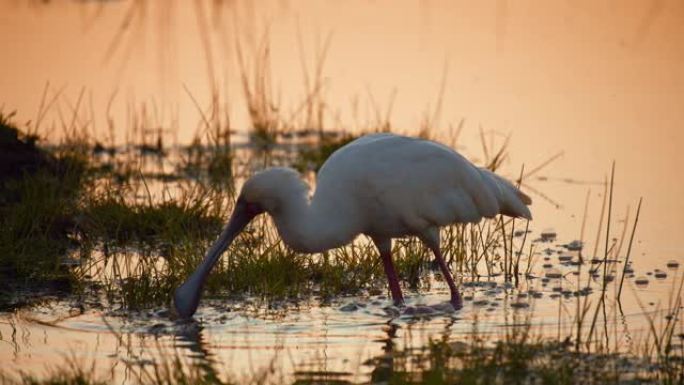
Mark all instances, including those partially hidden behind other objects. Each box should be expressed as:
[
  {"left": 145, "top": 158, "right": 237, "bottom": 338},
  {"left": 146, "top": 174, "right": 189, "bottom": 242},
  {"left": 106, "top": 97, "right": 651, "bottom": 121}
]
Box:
[
  {"left": 173, "top": 167, "right": 306, "bottom": 318},
  {"left": 239, "top": 167, "right": 308, "bottom": 214}
]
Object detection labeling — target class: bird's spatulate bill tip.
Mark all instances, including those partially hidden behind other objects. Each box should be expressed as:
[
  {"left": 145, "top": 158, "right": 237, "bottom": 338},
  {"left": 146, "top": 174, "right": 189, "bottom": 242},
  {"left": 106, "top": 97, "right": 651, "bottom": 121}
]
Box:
[
  {"left": 174, "top": 279, "right": 202, "bottom": 319},
  {"left": 172, "top": 201, "right": 257, "bottom": 318}
]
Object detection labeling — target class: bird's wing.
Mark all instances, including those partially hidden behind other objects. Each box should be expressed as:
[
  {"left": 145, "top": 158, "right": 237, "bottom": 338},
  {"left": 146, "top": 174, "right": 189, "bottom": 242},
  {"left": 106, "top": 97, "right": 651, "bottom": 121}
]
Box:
[
  {"left": 363, "top": 137, "right": 496, "bottom": 228},
  {"left": 317, "top": 134, "right": 531, "bottom": 232}
]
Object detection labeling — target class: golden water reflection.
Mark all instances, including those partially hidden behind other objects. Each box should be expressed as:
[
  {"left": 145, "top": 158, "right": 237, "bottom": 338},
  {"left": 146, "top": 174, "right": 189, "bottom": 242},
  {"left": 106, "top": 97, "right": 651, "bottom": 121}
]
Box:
[{"left": 1, "top": 266, "right": 681, "bottom": 383}]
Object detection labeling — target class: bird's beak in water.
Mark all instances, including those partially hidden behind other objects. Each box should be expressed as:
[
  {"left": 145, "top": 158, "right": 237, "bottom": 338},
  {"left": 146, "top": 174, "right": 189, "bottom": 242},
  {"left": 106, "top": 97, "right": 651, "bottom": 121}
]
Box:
[{"left": 174, "top": 199, "right": 262, "bottom": 318}]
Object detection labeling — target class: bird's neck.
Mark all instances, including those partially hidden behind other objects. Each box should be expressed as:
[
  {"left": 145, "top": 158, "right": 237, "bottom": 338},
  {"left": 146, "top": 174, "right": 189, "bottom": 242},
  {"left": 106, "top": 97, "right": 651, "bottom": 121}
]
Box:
[{"left": 271, "top": 185, "right": 359, "bottom": 253}]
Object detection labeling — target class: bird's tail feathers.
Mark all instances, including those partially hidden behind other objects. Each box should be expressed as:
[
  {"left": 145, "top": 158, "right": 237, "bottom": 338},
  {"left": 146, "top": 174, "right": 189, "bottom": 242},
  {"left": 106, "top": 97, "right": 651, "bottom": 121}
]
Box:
[{"left": 479, "top": 168, "right": 532, "bottom": 220}]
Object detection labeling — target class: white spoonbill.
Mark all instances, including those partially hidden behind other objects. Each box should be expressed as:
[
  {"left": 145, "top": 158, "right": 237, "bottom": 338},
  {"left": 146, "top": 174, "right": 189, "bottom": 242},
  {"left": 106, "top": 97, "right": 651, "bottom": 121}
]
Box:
[{"left": 174, "top": 133, "right": 532, "bottom": 318}]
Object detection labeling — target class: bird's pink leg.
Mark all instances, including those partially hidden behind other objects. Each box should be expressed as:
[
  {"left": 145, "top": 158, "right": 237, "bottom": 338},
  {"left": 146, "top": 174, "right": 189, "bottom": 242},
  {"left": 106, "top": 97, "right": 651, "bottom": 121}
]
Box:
[
  {"left": 374, "top": 238, "right": 404, "bottom": 306},
  {"left": 431, "top": 247, "right": 463, "bottom": 310}
]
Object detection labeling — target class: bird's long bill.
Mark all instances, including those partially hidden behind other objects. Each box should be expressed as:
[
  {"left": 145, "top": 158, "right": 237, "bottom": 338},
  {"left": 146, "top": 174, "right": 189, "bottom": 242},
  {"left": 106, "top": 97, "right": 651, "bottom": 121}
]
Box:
[{"left": 174, "top": 202, "right": 254, "bottom": 318}]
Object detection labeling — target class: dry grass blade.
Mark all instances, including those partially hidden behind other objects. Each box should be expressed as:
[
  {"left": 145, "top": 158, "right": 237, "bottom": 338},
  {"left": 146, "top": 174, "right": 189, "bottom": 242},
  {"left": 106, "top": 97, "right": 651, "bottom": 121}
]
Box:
[
  {"left": 586, "top": 163, "right": 615, "bottom": 350},
  {"left": 617, "top": 197, "right": 642, "bottom": 303},
  {"left": 522, "top": 151, "right": 564, "bottom": 180}
]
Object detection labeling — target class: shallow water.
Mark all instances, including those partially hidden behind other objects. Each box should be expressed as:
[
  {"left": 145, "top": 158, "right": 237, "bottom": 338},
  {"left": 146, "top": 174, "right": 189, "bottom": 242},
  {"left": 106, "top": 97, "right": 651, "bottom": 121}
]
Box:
[{"left": 2, "top": 246, "right": 681, "bottom": 383}]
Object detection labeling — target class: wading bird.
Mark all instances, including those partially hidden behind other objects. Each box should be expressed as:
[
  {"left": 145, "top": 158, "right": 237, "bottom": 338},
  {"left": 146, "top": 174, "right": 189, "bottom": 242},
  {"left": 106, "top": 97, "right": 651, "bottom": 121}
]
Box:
[{"left": 174, "top": 133, "right": 532, "bottom": 318}]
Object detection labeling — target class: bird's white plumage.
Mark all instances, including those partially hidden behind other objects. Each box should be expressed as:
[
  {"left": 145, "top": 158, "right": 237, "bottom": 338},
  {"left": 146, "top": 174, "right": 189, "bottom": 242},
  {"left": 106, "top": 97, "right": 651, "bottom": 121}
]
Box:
[
  {"left": 174, "top": 133, "right": 532, "bottom": 317},
  {"left": 240, "top": 133, "right": 531, "bottom": 253},
  {"left": 310, "top": 133, "right": 531, "bottom": 241}
]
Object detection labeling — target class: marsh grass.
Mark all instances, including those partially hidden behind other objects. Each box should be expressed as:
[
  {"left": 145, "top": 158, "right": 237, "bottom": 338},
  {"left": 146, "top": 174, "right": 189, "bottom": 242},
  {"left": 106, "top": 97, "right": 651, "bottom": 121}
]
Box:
[
  {"left": 292, "top": 133, "right": 358, "bottom": 173},
  {"left": 0, "top": 112, "right": 89, "bottom": 306},
  {"left": 2, "top": 360, "right": 108, "bottom": 385},
  {"left": 385, "top": 336, "right": 625, "bottom": 385},
  {"left": 0, "top": 347, "right": 229, "bottom": 385},
  {"left": 82, "top": 181, "right": 225, "bottom": 247},
  {"left": 0, "top": 102, "right": 538, "bottom": 312}
]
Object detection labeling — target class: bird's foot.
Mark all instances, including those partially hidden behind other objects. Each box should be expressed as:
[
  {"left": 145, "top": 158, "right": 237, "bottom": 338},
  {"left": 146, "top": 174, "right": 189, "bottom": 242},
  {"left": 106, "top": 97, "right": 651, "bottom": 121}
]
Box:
[
  {"left": 450, "top": 294, "right": 463, "bottom": 311},
  {"left": 392, "top": 298, "right": 406, "bottom": 308}
]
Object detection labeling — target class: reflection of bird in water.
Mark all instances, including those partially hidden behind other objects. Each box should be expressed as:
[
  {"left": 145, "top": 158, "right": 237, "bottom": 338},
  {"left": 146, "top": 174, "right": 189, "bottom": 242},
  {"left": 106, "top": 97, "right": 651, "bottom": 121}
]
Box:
[
  {"left": 370, "top": 322, "right": 399, "bottom": 383},
  {"left": 173, "top": 321, "right": 221, "bottom": 383},
  {"left": 175, "top": 133, "right": 532, "bottom": 317}
]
